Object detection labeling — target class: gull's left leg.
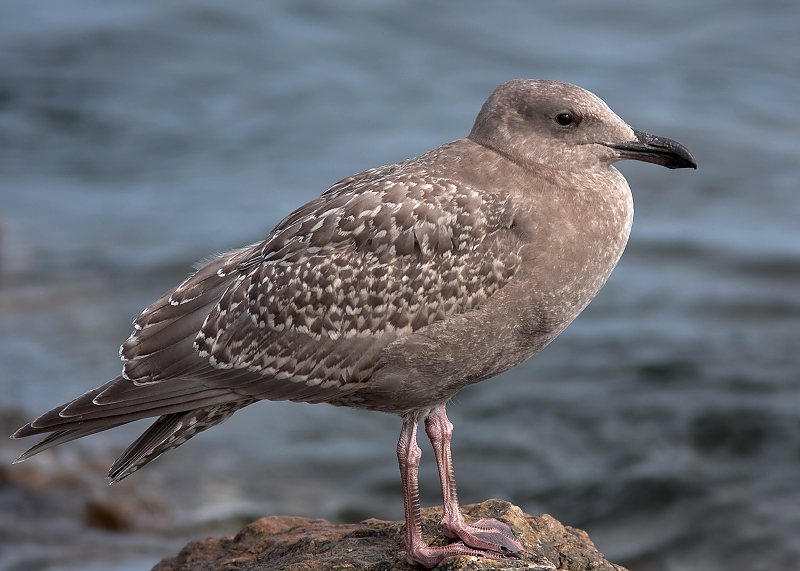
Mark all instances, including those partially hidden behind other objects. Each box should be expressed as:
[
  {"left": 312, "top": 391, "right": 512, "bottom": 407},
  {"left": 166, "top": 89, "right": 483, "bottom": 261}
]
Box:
[{"left": 424, "top": 404, "right": 524, "bottom": 554}]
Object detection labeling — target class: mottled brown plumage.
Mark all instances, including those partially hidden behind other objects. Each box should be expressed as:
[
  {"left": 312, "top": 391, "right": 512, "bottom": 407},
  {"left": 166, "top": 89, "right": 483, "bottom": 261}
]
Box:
[{"left": 13, "top": 80, "right": 695, "bottom": 566}]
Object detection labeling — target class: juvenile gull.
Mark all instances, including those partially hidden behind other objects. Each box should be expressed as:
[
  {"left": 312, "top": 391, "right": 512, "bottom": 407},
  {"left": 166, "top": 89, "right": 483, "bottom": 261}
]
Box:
[{"left": 12, "top": 80, "right": 696, "bottom": 567}]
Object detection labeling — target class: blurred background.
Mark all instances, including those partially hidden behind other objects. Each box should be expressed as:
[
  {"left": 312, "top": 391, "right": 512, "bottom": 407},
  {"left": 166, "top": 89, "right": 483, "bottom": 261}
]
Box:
[{"left": 1, "top": 1, "right": 798, "bottom": 570}]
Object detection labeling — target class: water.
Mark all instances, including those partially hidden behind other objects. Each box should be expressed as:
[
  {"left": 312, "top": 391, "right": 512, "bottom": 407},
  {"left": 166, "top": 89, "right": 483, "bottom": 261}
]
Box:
[{"left": 1, "top": 1, "right": 799, "bottom": 570}]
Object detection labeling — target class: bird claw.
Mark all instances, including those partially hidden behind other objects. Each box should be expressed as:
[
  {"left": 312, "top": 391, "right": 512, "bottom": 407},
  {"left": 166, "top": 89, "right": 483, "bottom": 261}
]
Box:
[
  {"left": 405, "top": 539, "right": 520, "bottom": 568},
  {"left": 444, "top": 517, "right": 524, "bottom": 554}
]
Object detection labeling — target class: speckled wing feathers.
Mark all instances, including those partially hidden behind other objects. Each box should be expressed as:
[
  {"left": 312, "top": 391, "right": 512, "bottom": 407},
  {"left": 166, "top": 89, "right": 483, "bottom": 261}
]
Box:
[
  {"left": 120, "top": 248, "right": 254, "bottom": 383},
  {"left": 192, "top": 164, "right": 522, "bottom": 397},
  {"left": 14, "top": 153, "right": 524, "bottom": 472}
]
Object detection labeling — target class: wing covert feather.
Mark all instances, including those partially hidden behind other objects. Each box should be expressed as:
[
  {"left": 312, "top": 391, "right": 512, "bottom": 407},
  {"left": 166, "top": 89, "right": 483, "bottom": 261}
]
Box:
[{"left": 193, "top": 169, "right": 523, "bottom": 398}]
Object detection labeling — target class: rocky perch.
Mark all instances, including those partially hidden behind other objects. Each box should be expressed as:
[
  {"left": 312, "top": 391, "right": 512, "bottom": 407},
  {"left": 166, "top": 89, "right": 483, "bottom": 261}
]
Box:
[{"left": 151, "top": 499, "right": 627, "bottom": 571}]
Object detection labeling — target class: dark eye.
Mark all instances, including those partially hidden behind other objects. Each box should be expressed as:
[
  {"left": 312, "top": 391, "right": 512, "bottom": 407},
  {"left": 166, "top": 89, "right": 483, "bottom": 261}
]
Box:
[{"left": 555, "top": 113, "right": 574, "bottom": 126}]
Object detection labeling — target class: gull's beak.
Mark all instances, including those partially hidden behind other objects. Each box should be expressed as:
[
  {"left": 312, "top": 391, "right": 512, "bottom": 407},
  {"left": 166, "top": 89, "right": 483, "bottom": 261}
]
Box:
[{"left": 606, "top": 129, "right": 697, "bottom": 170}]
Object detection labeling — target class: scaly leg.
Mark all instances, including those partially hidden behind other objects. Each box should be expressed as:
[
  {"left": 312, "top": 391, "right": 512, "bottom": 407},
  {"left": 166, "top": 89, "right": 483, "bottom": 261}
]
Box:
[
  {"left": 398, "top": 415, "right": 521, "bottom": 567},
  {"left": 424, "top": 404, "right": 523, "bottom": 554}
]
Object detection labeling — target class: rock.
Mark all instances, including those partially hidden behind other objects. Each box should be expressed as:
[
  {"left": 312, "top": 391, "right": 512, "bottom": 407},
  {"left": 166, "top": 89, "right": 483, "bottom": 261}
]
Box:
[{"left": 151, "top": 499, "right": 627, "bottom": 570}]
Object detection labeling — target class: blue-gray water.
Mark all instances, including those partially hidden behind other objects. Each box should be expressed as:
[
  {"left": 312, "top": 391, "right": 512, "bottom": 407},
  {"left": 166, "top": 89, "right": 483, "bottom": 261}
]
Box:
[{"left": 1, "top": 1, "right": 799, "bottom": 570}]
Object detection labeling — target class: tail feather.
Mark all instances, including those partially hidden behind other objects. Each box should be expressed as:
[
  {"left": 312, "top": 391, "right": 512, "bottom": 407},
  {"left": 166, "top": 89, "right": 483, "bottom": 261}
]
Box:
[
  {"left": 107, "top": 400, "right": 254, "bottom": 482},
  {"left": 13, "top": 423, "right": 127, "bottom": 464},
  {"left": 13, "top": 391, "right": 246, "bottom": 440}
]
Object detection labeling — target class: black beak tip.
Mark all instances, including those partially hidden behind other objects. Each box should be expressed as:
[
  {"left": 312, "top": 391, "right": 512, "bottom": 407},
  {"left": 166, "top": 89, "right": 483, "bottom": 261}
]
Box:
[
  {"left": 611, "top": 130, "right": 697, "bottom": 170},
  {"left": 665, "top": 142, "right": 697, "bottom": 170},
  {"left": 668, "top": 151, "right": 697, "bottom": 170}
]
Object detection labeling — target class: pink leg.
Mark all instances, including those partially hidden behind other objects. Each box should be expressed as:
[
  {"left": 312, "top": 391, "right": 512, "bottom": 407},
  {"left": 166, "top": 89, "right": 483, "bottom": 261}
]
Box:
[
  {"left": 424, "top": 404, "right": 523, "bottom": 554},
  {"left": 397, "top": 417, "right": 522, "bottom": 568},
  {"left": 397, "top": 419, "right": 485, "bottom": 566}
]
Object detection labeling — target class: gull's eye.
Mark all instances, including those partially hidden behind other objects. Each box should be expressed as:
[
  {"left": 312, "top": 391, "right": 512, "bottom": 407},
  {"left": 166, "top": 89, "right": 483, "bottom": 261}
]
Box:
[{"left": 555, "top": 112, "right": 574, "bottom": 126}]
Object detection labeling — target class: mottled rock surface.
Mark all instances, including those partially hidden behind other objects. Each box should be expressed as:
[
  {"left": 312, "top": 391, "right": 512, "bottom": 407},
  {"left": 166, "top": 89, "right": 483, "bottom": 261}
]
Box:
[{"left": 151, "top": 499, "right": 627, "bottom": 570}]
